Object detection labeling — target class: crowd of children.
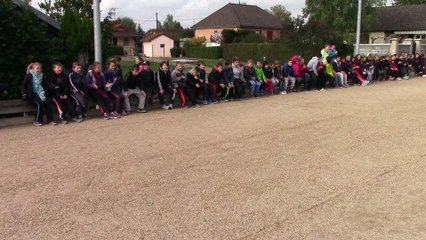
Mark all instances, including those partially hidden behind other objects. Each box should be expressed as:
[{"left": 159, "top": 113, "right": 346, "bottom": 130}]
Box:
[{"left": 21, "top": 49, "right": 426, "bottom": 126}]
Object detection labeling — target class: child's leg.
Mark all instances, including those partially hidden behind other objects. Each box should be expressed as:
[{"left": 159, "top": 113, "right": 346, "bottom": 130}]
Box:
[
  {"left": 97, "top": 89, "right": 112, "bottom": 113},
  {"left": 249, "top": 80, "right": 256, "bottom": 95},
  {"left": 33, "top": 95, "right": 44, "bottom": 123},
  {"left": 266, "top": 79, "right": 273, "bottom": 94},
  {"left": 254, "top": 81, "right": 261, "bottom": 95},
  {"left": 176, "top": 87, "right": 186, "bottom": 107},
  {"left": 51, "top": 97, "right": 65, "bottom": 120},
  {"left": 137, "top": 88, "right": 147, "bottom": 110},
  {"left": 289, "top": 77, "right": 296, "bottom": 90}
]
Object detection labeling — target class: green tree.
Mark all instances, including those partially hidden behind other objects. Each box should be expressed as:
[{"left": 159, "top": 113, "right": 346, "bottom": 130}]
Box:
[
  {"left": 120, "top": 17, "right": 137, "bottom": 30},
  {"left": 159, "top": 14, "right": 183, "bottom": 30},
  {"left": 393, "top": 0, "right": 426, "bottom": 5},
  {"left": 268, "top": 5, "right": 294, "bottom": 31},
  {"left": 0, "top": 1, "right": 63, "bottom": 98},
  {"left": 38, "top": 0, "right": 93, "bottom": 21}
]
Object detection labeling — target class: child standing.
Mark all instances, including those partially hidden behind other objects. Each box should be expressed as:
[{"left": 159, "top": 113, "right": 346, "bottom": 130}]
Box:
[
  {"left": 21, "top": 62, "right": 55, "bottom": 126},
  {"left": 69, "top": 62, "right": 87, "bottom": 119}
]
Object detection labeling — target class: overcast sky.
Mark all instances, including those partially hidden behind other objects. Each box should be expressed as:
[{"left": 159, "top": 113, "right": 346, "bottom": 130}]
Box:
[{"left": 30, "top": 0, "right": 393, "bottom": 30}]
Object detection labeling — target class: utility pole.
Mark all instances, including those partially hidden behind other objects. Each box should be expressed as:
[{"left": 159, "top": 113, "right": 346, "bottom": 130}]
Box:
[
  {"left": 354, "top": 0, "right": 362, "bottom": 55},
  {"left": 93, "top": 0, "right": 102, "bottom": 63},
  {"left": 156, "top": 12, "right": 159, "bottom": 30}
]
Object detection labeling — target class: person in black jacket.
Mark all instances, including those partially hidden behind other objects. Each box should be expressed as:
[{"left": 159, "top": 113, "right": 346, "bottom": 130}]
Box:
[
  {"left": 222, "top": 61, "right": 234, "bottom": 101},
  {"left": 123, "top": 66, "right": 147, "bottom": 113},
  {"left": 140, "top": 61, "right": 157, "bottom": 109},
  {"left": 69, "top": 62, "right": 87, "bottom": 119},
  {"left": 208, "top": 64, "right": 226, "bottom": 102},
  {"left": 21, "top": 62, "right": 55, "bottom": 126},
  {"left": 47, "top": 62, "right": 79, "bottom": 123},
  {"left": 156, "top": 61, "right": 175, "bottom": 110},
  {"left": 186, "top": 68, "right": 202, "bottom": 108}
]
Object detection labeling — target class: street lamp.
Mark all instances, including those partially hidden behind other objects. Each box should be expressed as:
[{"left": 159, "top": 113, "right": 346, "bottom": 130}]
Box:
[
  {"left": 354, "top": 0, "right": 362, "bottom": 55},
  {"left": 93, "top": 0, "right": 102, "bottom": 63}
]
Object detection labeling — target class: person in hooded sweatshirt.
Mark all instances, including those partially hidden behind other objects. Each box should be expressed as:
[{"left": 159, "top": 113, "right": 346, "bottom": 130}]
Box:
[
  {"left": 85, "top": 62, "right": 114, "bottom": 120},
  {"left": 156, "top": 61, "right": 175, "bottom": 110},
  {"left": 262, "top": 61, "right": 275, "bottom": 94},
  {"left": 46, "top": 62, "right": 79, "bottom": 123},
  {"left": 103, "top": 59, "right": 125, "bottom": 117},
  {"left": 123, "top": 65, "right": 146, "bottom": 113},
  {"left": 69, "top": 62, "right": 87, "bottom": 120},
  {"left": 208, "top": 64, "right": 226, "bottom": 102},
  {"left": 140, "top": 60, "right": 157, "bottom": 109}
]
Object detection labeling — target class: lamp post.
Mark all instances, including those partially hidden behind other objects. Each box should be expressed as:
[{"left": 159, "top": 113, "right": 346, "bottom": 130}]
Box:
[
  {"left": 93, "top": 0, "right": 102, "bottom": 63},
  {"left": 354, "top": 0, "right": 362, "bottom": 55}
]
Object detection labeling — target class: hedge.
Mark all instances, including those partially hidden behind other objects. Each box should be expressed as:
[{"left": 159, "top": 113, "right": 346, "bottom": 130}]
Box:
[
  {"left": 222, "top": 43, "right": 319, "bottom": 62},
  {"left": 185, "top": 47, "right": 223, "bottom": 59},
  {"left": 103, "top": 45, "right": 124, "bottom": 61},
  {"left": 170, "top": 48, "right": 182, "bottom": 58}
]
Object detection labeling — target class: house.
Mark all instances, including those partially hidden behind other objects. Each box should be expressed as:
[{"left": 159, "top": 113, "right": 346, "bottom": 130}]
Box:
[
  {"left": 12, "top": 0, "right": 61, "bottom": 35},
  {"left": 112, "top": 19, "right": 137, "bottom": 56},
  {"left": 142, "top": 32, "right": 174, "bottom": 58},
  {"left": 192, "top": 3, "right": 282, "bottom": 42},
  {"left": 369, "top": 4, "right": 426, "bottom": 44}
]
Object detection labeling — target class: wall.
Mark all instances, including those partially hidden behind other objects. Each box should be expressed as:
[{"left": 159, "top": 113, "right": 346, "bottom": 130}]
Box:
[
  {"left": 195, "top": 28, "right": 281, "bottom": 42},
  {"left": 358, "top": 44, "right": 391, "bottom": 55},
  {"left": 143, "top": 35, "right": 174, "bottom": 58},
  {"left": 369, "top": 32, "right": 388, "bottom": 44},
  {"left": 116, "top": 37, "right": 136, "bottom": 48}
]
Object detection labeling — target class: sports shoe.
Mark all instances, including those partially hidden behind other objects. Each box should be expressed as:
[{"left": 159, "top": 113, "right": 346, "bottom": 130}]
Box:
[
  {"left": 136, "top": 108, "right": 147, "bottom": 113},
  {"left": 320, "top": 88, "right": 326, "bottom": 91},
  {"left": 192, "top": 104, "right": 201, "bottom": 108},
  {"left": 61, "top": 119, "right": 68, "bottom": 124},
  {"left": 162, "top": 105, "right": 169, "bottom": 110},
  {"left": 111, "top": 112, "right": 120, "bottom": 119},
  {"left": 71, "top": 117, "right": 83, "bottom": 123},
  {"left": 121, "top": 111, "right": 128, "bottom": 116},
  {"left": 34, "top": 122, "right": 42, "bottom": 127},
  {"left": 389, "top": 77, "right": 395, "bottom": 80},
  {"left": 168, "top": 104, "right": 173, "bottom": 110},
  {"left": 397, "top": 77, "right": 402, "bottom": 81},
  {"left": 49, "top": 121, "right": 57, "bottom": 126},
  {"left": 403, "top": 76, "right": 409, "bottom": 80},
  {"left": 281, "top": 91, "right": 286, "bottom": 95},
  {"left": 103, "top": 113, "right": 112, "bottom": 120},
  {"left": 422, "top": 75, "right": 426, "bottom": 78},
  {"left": 202, "top": 100, "right": 209, "bottom": 105}
]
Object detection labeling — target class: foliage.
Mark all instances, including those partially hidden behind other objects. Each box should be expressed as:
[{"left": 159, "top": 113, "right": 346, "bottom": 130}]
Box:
[
  {"left": 104, "top": 46, "right": 124, "bottom": 60},
  {"left": 0, "top": 1, "right": 64, "bottom": 99},
  {"left": 187, "top": 37, "right": 207, "bottom": 47},
  {"left": 268, "top": 5, "right": 294, "bottom": 31},
  {"left": 184, "top": 47, "right": 223, "bottom": 59},
  {"left": 222, "top": 30, "right": 266, "bottom": 44},
  {"left": 38, "top": 0, "right": 93, "bottom": 21},
  {"left": 170, "top": 48, "right": 182, "bottom": 58},
  {"left": 158, "top": 14, "right": 183, "bottom": 30},
  {"left": 394, "top": 0, "right": 426, "bottom": 4},
  {"left": 120, "top": 17, "right": 137, "bottom": 30}
]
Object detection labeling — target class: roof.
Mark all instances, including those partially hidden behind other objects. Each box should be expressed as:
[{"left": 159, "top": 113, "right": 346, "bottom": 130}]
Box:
[
  {"left": 12, "top": 0, "right": 61, "bottom": 30},
  {"left": 112, "top": 20, "right": 137, "bottom": 38},
  {"left": 371, "top": 4, "right": 426, "bottom": 32},
  {"left": 143, "top": 32, "right": 174, "bottom": 42},
  {"left": 192, "top": 3, "right": 282, "bottom": 30}
]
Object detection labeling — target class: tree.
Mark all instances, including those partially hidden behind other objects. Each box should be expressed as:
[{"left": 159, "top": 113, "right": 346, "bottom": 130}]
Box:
[
  {"left": 121, "top": 17, "right": 137, "bottom": 30},
  {"left": 159, "top": 14, "right": 183, "bottom": 30},
  {"left": 38, "top": 0, "right": 93, "bottom": 21},
  {"left": 394, "top": 0, "right": 426, "bottom": 5},
  {"left": 268, "top": 5, "right": 294, "bottom": 31},
  {"left": 0, "top": 1, "right": 63, "bottom": 98}
]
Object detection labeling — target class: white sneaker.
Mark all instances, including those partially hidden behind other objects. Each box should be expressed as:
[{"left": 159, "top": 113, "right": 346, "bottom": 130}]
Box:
[
  {"left": 168, "top": 104, "right": 173, "bottom": 110},
  {"left": 320, "top": 88, "right": 326, "bottom": 91},
  {"left": 397, "top": 77, "right": 402, "bottom": 81},
  {"left": 403, "top": 76, "right": 409, "bottom": 80},
  {"left": 423, "top": 75, "right": 426, "bottom": 78},
  {"left": 281, "top": 91, "right": 287, "bottom": 95},
  {"left": 162, "top": 105, "right": 169, "bottom": 110}
]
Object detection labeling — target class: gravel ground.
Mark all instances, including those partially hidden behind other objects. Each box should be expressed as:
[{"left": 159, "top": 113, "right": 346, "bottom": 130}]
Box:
[{"left": 2, "top": 78, "right": 426, "bottom": 239}]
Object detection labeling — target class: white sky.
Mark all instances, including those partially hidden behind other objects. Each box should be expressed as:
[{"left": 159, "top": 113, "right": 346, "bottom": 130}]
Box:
[{"left": 30, "top": 0, "right": 394, "bottom": 30}]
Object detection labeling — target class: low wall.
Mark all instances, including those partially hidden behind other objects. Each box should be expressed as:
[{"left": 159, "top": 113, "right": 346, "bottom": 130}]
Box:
[{"left": 358, "top": 44, "right": 391, "bottom": 55}]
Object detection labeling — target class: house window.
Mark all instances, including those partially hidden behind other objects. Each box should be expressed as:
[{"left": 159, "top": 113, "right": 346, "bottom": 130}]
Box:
[{"left": 123, "top": 38, "right": 129, "bottom": 46}]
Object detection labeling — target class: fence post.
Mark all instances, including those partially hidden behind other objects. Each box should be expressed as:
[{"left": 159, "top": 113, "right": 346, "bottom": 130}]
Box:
[{"left": 390, "top": 38, "right": 399, "bottom": 55}]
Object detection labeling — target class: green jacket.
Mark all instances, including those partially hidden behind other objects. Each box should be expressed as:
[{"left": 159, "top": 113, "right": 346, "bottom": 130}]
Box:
[
  {"left": 325, "top": 63, "right": 334, "bottom": 76},
  {"left": 254, "top": 66, "right": 266, "bottom": 81}
]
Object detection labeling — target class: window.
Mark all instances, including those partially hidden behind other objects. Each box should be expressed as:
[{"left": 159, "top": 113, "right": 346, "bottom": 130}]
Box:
[{"left": 123, "top": 38, "right": 129, "bottom": 46}]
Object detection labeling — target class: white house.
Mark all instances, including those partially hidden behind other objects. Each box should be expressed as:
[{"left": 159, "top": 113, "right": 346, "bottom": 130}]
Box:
[{"left": 142, "top": 33, "right": 174, "bottom": 58}]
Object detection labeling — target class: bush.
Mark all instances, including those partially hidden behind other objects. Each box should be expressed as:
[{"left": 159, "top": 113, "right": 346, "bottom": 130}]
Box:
[
  {"left": 170, "top": 48, "right": 182, "bottom": 58},
  {"left": 187, "top": 37, "right": 206, "bottom": 47},
  {"left": 103, "top": 45, "right": 124, "bottom": 62},
  {"left": 185, "top": 47, "right": 223, "bottom": 59},
  {"left": 222, "top": 30, "right": 266, "bottom": 44}
]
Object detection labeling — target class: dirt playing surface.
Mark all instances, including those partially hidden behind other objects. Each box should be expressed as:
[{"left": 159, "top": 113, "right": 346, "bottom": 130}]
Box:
[{"left": 2, "top": 78, "right": 426, "bottom": 239}]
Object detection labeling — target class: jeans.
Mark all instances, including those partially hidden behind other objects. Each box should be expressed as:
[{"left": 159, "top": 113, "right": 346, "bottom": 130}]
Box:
[{"left": 248, "top": 80, "right": 261, "bottom": 95}]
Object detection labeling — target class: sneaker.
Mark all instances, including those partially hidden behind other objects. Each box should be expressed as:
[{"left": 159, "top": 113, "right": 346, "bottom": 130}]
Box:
[
  {"left": 202, "top": 100, "right": 209, "bottom": 105},
  {"left": 320, "top": 88, "right": 326, "bottom": 91},
  {"left": 103, "top": 113, "right": 112, "bottom": 120},
  {"left": 212, "top": 100, "right": 219, "bottom": 104},
  {"left": 121, "top": 111, "right": 128, "bottom": 116},
  {"left": 403, "top": 76, "right": 409, "bottom": 80},
  {"left": 136, "top": 108, "right": 147, "bottom": 113},
  {"left": 34, "top": 122, "right": 42, "bottom": 127},
  {"left": 397, "top": 77, "right": 402, "bottom": 81},
  {"left": 281, "top": 91, "right": 287, "bottom": 95},
  {"left": 61, "top": 119, "right": 68, "bottom": 125},
  {"left": 111, "top": 112, "right": 120, "bottom": 119},
  {"left": 162, "top": 105, "right": 169, "bottom": 110},
  {"left": 192, "top": 104, "right": 201, "bottom": 108},
  {"left": 71, "top": 117, "right": 83, "bottom": 123},
  {"left": 389, "top": 77, "right": 395, "bottom": 80},
  {"left": 422, "top": 75, "right": 426, "bottom": 78},
  {"left": 49, "top": 121, "right": 57, "bottom": 126},
  {"left": 168, "top": 104, "right": 173, "bottom": 110}
]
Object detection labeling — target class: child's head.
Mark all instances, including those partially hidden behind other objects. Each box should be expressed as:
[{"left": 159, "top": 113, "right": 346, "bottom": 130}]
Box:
[
  {"left": 247, "top": 59, "right": 253, "bottom": 67},
  {"left": 324, "top": 44, "right": 330, "bottom": 52},
  {"left": 300, "top": 58, "right": 305, "bottom": 64},
  {"left": 346, "top": 55, "right": 352, "bottom": 61},
  {"left": 131, "top": 66, "right": 139, "bottom": 76},
  {"left": 91, "top": 62, "right": 102, "bottom": 73},
  {"left": 341, "top": 57, "right": 346, "bottom": 62},
  {"left": 197, "top": 60, "right": 205, "bottom": 70},
  {"left": 232, "top": 57, "right": 240, "bottom": 66},
  {"left": 27, "top": 62, "right": 42, "bottom": 74},
  {"left": 114, "top": 56, "right": 122, "bottom": 66},
  {"left": 288, "top": 60, "right": 293, "bottom": 66},
  {"left": 135, "top": 56, "right": 143, "bottom": 65},
  {"left": 175, "top": 63, "right": 183, "bottom": 71},
  {"left": 142, "top": 60, "right": 150, "bottom": 70},
  {"left": 326, "top": 57, "right": 332, "bottom": 64},
  {"left": 191, "top": 68, "right": 198, "bottom": 76},
  {"left": 107, "top": 59, "right": 116, "bottom": 70},
  {"left": 160, "top": 61, "right": 169, "bottom": 71},
  {"left": 52, "top": 62, "right": 63, "bottom": 74},
  {"left": 72, "top": 62, "right": 82, "bottom": 74},
  {"left": 335, "top": 56, "right": 341, "bottom": 61},
  {"left": 256, "top": 60, "right": 262, "bottom": 67},
  {"left": 263, "top": 61, "right": 269, "bottom": 68}
]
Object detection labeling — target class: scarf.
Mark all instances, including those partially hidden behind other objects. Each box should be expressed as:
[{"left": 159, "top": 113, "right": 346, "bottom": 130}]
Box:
[{"left": 30, "top": 70, "right": 46, "bottom": 101}]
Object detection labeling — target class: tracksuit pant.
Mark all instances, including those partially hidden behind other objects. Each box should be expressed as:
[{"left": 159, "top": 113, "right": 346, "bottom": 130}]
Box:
[
  {"left": 51, "top": 96, "right": 76, "bottom": 120},
  {"left": 106, "top": 90, "right": 124, "bottom": 113},
  {"left": 265, "top": 79, "right": 274, "bottom": 94},
  {"left": 233, "top": 79, "right": 246, "bottom": 99},
  {"left": 282, "top": 77, "right": 295, "bottom": 92},
  {"left": 33, "top": 95, "right": 53, "bottom": 123},
  {"left": 87, "top": 88, "right": 112, "bottom": 115},
  {"left": 124, "top": 87, "right": 146, "bottom": 112},
  {"left": 159, "top": 87, "right": 175, "bottom": 106},
  {"left": 70, "top": 92, "right": 87, "bottom": 115},
  {"left": 203, "top": 83, "right": 213, "bottom": 101}
]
